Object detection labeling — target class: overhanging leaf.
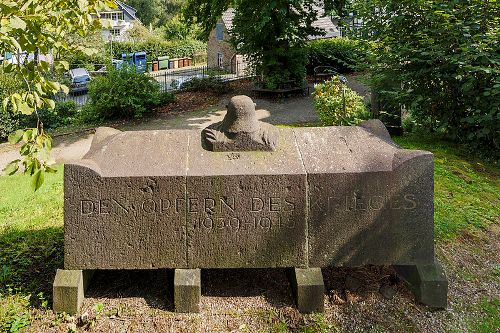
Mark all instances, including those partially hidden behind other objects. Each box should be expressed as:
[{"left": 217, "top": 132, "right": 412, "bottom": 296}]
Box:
[
  {"left": 10, "top": 16, "right": 26, "bottom": 30},
  {"left": 2, "top": 160, "right": 20, "bottom": 176},
  {"left": 31, "top": 169, "right": 45, "bottom": 191},
  {"left": 18, "top": 101, "right": 34, "bottom": 115},
  {"left": 8, "top": 129, "right": 25, "bottom": 144}
]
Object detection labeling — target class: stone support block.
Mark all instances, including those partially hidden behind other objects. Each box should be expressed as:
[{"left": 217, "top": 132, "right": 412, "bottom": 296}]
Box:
[
  {"left": 174, "top": 269, "right": 201, "bottom": 313},
  {"left": 290, "top": 268, "right": 325, "bottom": 313},
  {"left": 394, "top": 260, "right": 448, "bottom": 308},
  {"left": 53, "top": 269, "right": 94, "bottom": 315}
]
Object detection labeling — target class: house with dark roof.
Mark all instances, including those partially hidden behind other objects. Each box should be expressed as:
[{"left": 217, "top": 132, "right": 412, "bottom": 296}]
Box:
[
  {"left": 207, "top": 7, "right": 340, "bottom": 74},
  {"left": 100, "top": 1, "right": 139, "bottom": 42}
]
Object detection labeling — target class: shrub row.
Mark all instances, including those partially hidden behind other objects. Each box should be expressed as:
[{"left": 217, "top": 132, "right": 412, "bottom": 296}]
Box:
[{"left": 110, "top": 39, "right": 207, "bottom": 63}]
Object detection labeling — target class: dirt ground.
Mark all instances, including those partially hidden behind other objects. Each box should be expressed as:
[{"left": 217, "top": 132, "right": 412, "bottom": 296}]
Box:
[{"left": 23, "top": 225, "right": 499, "bottom": 333}]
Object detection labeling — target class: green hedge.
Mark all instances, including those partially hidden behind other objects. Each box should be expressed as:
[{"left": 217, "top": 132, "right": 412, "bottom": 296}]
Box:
[
  {"left": 111, "top": 39, "right": 207, "bottom": 62},
  {"left": 306, "top": 38, "right": 371, "bottom": 73}
]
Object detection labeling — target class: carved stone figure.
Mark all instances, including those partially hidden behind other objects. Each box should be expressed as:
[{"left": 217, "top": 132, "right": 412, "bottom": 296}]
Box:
[{"left": 202, "top": 95, "right": 279, "bottom": 151}]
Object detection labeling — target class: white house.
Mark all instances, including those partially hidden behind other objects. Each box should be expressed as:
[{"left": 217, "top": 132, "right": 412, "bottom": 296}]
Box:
[{"left": 100, "top": 1, "right": 139, "bottom": 42}]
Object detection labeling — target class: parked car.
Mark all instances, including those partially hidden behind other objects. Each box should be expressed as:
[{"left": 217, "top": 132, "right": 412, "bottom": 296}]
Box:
[{"left": 68, "top": 68, "right": 91, "bottom": 93}]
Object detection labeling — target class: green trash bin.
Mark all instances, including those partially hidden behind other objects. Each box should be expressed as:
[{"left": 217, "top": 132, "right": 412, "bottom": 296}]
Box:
[{"left": 158, "top": 56, "right": 169, "bottom": 70}]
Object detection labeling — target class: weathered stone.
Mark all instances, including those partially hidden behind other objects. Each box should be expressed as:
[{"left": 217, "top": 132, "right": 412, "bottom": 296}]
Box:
[
  {"left": 174, "top": 269, "right": 201, "bottom": 313},
  {"left": 290, "top": 268, "right": 325, "bottom": 313},
  {"left": 53, "top": 269, "right": 94, "bottom": 314},
  {"left": 64, "top": 130, "right": 189, "bottom": 270},
  {"left": 395, "top": 261, "right": 448, "bottom": 308},
  {"left": 60, "top": 103, "right": 447, "bottom": 312},
  {"left": 293, "top": 122, "right": 435, "bottom": 267},
  {"left": 202, "top": 95, "right": 279, "bottom": 151},
  {"left": 187, "top": 130, "right": 307, "bottom": 268}
]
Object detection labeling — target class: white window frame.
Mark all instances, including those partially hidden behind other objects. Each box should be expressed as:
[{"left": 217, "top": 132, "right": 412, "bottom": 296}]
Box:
[{"left": 217, "top": 53, "right": 224, "bottom": 68}]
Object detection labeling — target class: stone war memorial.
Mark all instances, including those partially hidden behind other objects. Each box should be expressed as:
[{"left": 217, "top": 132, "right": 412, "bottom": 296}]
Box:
[{"left": 53, "top": 95, "right": 448, "bottom": 314}]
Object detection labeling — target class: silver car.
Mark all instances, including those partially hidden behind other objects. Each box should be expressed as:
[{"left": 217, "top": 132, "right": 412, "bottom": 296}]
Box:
[{"left": 68, "top": 68, "right": 91, "bottom": 93}]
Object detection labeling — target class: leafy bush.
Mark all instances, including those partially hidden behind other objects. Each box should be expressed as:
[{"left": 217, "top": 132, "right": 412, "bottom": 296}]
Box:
[
  {"left": 39, "top": 101, "right": 79, "bottom": 129},
  {"left": 353, "top": 0, "right": 500, "bottom": 150},
  {"left": 314, "top": 76, "right": 370, "bottom": 126},
  {"left": 160, "top": 91, "right": 176, "bottom": 104},
  {"left": 180, "top": 76, "right": 227, "bottom": 93},
  {"left": 17, "top": 100, "right": 78, "bottom": 131},
  {"left": 307, "top": 38, "right": 371, "bottom": 73},
  {"left": 84, "top": 65, "right": 163, "bottom": 120}
]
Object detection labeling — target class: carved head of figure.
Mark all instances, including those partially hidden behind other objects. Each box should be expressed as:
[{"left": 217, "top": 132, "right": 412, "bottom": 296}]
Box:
[
  {"left": 220, "top": 95, "right": 259, "bottom": 133},
  {"left": 202, "top": 95, "right": 279, "bottom": 152}
]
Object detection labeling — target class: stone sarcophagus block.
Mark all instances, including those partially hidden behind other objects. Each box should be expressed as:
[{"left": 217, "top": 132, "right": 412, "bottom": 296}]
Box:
[{"left": 57, "top": 96, "right": 447, "bottom": 314}]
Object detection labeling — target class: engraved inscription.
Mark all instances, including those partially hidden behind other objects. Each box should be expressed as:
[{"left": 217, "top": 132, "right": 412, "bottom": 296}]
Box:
[
  {"left": 79, "top": 196, "right": 298, "bottom": 231},
  {"left": 312, "top": 193, "right": 418, "bottom": 213}
]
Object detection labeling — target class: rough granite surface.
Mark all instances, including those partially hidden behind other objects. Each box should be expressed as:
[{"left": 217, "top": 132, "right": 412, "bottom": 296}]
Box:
[{"left": 64, "top": 120, "right": 435, "bottom": 270}]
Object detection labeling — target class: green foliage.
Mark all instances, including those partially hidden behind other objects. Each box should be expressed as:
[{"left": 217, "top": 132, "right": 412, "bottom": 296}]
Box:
[
  {"left": 58, "top": 31, "right": 110, "bottom": 69},
  {"left": 182, "top": 0, "right": 233, "bottom": 39},
  {"left": 84, "top": 65, "right": 163, "bottom": 120},
  {"left": 232, "top": 0, "right": 321, "bottom": 89},
  {"left": 314, "top": 76, "right": 369, "bottom": 126},
  {"left": 5, "top": 312, "right": 30, "bottom": 333},
  {"left": 0, "top": 0, "right": 115, "bottom": 189},
  {"left": 162, "top": 15, "right": 202, "bottom": 40},
  {"left": 11, "top": 101, "right": 79, "bottom": 131},
  {"left": 0, "top": 70, "right": 22, "bottom": 140},
  {"left": 110, "top": 39, "right": 206, "bottom": 62},
  {"left": 180, "top": 76, "right": 227, "bottom": 93},
  {"left": 160, "top": 91, "right": 176, "bottom": 104},
  {"left": 184, "top": 0, "right": 346, "bottom": 89},
  {"left": 353, "top": 0, "right": 500, "bottom": 150},
  {"left": 124, "top": 0, "right": 186, "bottom": 28},
  {"left": 123, "top": 0, "right": 157, "bottom": 26},
  {"left": 306, "top": 38, "right": 371, "bottom": 73}
]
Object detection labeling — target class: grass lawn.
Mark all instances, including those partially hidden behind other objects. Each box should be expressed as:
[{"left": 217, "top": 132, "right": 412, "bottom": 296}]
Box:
[{"left": 0, "top": 135, "right": 498, "bottom": 332}]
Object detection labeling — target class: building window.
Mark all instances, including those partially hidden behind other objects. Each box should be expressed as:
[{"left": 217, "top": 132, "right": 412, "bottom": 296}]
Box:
[
  {"left": 217, "top": 53, "right": 224, "bottom": 68},
  {"left": 109, "top": 29, "right": 121, "bottom": 36},
  {"left": 102, "top": 12, "right": 124, "bottom": 20},
  {"left": 216, "top": 23, "right": 224, "bottom": 41}
]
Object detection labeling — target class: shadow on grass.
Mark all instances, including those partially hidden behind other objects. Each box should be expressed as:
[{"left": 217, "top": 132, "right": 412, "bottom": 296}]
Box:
[{"left": 0, "top": 226, "right": 63, "bottom": 309}]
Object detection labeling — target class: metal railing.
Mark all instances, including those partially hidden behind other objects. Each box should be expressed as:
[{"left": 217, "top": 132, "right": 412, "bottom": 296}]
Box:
[
  {"left": 55, "top": 64, "right": 250, "bottom": 106},
  {"left": 149, "top": 64, "right": 249, "bottom": 92}
]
